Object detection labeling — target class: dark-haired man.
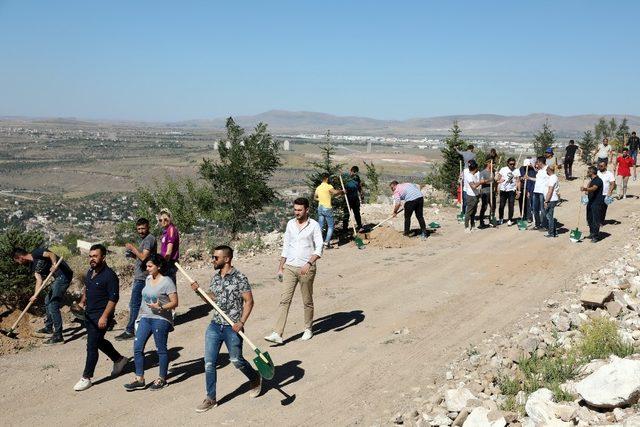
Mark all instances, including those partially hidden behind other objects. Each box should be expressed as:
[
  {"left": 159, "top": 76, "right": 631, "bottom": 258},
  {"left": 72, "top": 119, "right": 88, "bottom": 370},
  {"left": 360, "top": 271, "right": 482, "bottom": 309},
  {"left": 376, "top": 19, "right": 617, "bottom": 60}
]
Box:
[
  {"left": 563, "top": 140, "right": 581, "bottom": 180},
  {"left": 265, "top": 197, "right": 323, "bottom": 344},
  {"left": 532, "top": 156, "right": 548, "bottom": 230},
  {"left": 597, "top": 160, "right": 616, "bottom": 226},
  {"left": 190, "top": 245, "right": 262, "bottom": 412},
  {"left": 116, "top": 218, "right": 157, "bottom": 341},
  {"left": 463, "top": 160, "right": 483, "bottom": 233},
  {"left": 581, "top": 166, "right": 605, "bottom": 243},
  {"left": 12, "top": 246, "right": 74, "bottom": 345},
  {"left": 73, "top": 244, "right": 128, "bottom": 392},
  {"left": 342, "top": 166, "right": 364, "bottom": 233},
  {"left": 390, "top": 180, "right": 427, "bottom": 239},
  {"left": 496, "top": 157, "right": 521, "bottom": 226},
  {"left": 456, "top": 144, "right": 476, "bottom": 165},
  {"left": 315, "top": 173, "right": 343, "bottom": 249},
  {"left": 629, "top": 131, "right": 640, "bottom": 179}
]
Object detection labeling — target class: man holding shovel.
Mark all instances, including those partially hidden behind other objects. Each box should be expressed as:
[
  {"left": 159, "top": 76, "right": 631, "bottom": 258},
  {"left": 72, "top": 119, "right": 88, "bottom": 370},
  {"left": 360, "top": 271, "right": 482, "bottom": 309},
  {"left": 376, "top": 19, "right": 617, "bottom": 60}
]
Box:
[
  {"left": 581, "top": 166, "right": 605, "bottom": 243},
  {"left": 342, "top": 166, "right": 365, "bottom": 233},
  {"left": 265, "top": 197, "right": 323, "bottom": 344},
  {"left": 189, "top": 245, "right": 262, "bottom": 412},
  {"left": 12, "top": 247, "right": 74, "bottom": 345},
  {"left": 390, "top": 181, "right": 427, "bottom": 239}
]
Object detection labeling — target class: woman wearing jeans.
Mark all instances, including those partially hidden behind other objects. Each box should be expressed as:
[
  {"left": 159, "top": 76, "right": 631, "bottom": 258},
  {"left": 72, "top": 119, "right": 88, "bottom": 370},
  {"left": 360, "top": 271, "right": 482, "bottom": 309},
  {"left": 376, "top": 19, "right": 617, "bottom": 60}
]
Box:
[{"left": 124, "top": 254, "right": 178, "bottom": 391}]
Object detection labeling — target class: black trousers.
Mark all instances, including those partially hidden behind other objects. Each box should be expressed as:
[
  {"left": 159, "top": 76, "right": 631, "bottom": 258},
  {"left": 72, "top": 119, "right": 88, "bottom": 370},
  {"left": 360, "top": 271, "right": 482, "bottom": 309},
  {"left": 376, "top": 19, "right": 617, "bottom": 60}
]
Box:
[
  {"left": 499, "top": 190, "right": 516, "bottom": 221},
  {"left": 599, "top": 195, "right": 608, "bottom": 225},
  {"left": 479, "top": 193, "right": 493, "bottom": 223},
  {"left": 343, "top": 198, "right": 362, "bottom": 230},
  {"left": 564, "top": 158, "right": 574, "bottom": 179},
  {"left": 587, "top": 203, "right": 603, "bottom": 238},
  {"left": 83, "top": 315, "right": 122, "bottom": 378},
  {"left": 404, "top": 197, "right": 426, "bottom": 235}
]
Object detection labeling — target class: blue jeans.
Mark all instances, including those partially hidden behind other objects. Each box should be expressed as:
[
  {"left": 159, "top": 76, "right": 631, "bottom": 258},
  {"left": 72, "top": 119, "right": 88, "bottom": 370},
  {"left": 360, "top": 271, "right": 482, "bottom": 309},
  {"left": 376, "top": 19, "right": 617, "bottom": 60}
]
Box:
[
  {"left": 126, "top": 279, "right": 146, "bottom": 334},
  {"left": 204, "top": 322, "right": 258, "bottom": 400},
  {"left": 532, "top": 193, "right": 547, "bottom": 228},
  {"left": 317, "top": 205, "right": 335, "bottom": 244},
  {"left": 134, "top": 317, "right": 172, "bottom": 378},
  {"left": 44, "top": 274, "right": 70, "bottom": 336},
  {"left": 545, "top": 201, "right": 558, "bottom": 235}
]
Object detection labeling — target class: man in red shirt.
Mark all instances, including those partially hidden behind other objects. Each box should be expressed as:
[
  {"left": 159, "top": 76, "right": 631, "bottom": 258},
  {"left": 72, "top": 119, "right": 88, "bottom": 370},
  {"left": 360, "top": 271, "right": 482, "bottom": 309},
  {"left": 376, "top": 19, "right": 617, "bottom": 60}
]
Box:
[{"left": 616, "top": 148, "right": 636, "bottom": 200}]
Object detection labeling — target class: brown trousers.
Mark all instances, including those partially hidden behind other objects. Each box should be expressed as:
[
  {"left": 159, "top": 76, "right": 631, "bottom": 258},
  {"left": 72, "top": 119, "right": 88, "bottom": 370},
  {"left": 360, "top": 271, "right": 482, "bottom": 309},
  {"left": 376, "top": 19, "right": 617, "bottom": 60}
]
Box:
[{"left": 275, "top": 264, "right": 316, "bottom": 336}]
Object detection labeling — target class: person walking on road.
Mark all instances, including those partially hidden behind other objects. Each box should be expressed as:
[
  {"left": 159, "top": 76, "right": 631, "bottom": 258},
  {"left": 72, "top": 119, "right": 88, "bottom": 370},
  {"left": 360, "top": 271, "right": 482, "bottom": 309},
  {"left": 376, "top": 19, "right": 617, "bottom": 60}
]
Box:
[
  {"left": 563, "top": 140, "right": 581, "bottom": 180},
  {"left": 496, "top": 157, "right": 521, "bottom": 226},
  {"left": 315, "top": 173, "right": 343, "bottom": 249},
  {"left": 463, "top": 160, "right": 482, "bottom": 233},
  {"left": 116, "top": 218, "right": 157, "bottom": 341},
  {"left": 73, "top": 244, "right": 129, "bottom": 392},
  {"left": 597, "top": 160, "right": 616, "bottom": 226},
  {"left": 532, "top": 156, "right": 548, "bottom": 230},
  {"left": 390, "top": 180, "right": 427, "bottom": 239},
  {"left": 543, "top": 165, "right": 560, "bottom": 238},
  {"left": 615, "top": 148, "right": 635, "bottom": 199},
  {"left": 594, "top": 137, "right": 613, "bottom": 165},
  {"left": 629, "top": 131, "right": 640, "bottom": 178},
  {"left": 12, "top": 246, "right": 74, "bottom": 345},
  {"left": 123, "top": 254, "right": 178, "bottom": 392},
  {"left": 342, "top": 166, "right": 365, "bottom": 233},
  {"left": 582, "top": 166, "right": 605, "bottom": 243},
  {"left": 265, "top": 197, "right": 323, "bottom": 344},
  {"left": 159, "top": 208, "right": 180, "bottom": 285},
  {"left": 188, "top": 245, "right": 261, "bottom": 412}
]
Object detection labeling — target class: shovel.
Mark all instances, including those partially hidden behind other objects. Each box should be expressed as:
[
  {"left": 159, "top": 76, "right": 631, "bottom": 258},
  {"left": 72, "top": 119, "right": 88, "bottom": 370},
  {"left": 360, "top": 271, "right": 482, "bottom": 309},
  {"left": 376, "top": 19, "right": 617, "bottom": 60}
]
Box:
[
  {"left": 570, "top": 179, "right": 588, "bottom": 243},
  {"left": 175, "top": 262, "right": 275, "bottom": 380},
  {"left": 517, "top": 165, "right": 530, "bottom": 230},
  {"left": 1, "top": 257, "right": 64, "bottom": 338},
  {"left": 371, "top": 209, "right": 404, "bottom": 231},
  {"left": 339, "top": 175, "right": 365, "bottom": 249},
  {"left": 457, "top": 160, "right": 465, "bottom": 222}
]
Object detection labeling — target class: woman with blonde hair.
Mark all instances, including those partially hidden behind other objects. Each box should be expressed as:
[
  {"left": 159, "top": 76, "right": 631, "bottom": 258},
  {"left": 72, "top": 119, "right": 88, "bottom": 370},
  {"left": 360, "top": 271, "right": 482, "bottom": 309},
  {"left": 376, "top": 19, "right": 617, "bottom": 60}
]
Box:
[{"left": 158, "top": 208, "right": 180, "bottom": 285}]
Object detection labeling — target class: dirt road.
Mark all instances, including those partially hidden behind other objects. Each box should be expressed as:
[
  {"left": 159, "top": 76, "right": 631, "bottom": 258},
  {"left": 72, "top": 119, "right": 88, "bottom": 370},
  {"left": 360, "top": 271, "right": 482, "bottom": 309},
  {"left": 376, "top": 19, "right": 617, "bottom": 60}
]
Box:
[{"left": 1, "top": 170, "right": 637, "bottom": 426}]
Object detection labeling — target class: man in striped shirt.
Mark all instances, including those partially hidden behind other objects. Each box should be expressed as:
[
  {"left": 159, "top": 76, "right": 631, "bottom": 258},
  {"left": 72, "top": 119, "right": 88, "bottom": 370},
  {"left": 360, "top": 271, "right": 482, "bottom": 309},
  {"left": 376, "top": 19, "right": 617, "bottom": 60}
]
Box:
[{"left": 390, "top": 181, "right": 427, "bottom": 240}]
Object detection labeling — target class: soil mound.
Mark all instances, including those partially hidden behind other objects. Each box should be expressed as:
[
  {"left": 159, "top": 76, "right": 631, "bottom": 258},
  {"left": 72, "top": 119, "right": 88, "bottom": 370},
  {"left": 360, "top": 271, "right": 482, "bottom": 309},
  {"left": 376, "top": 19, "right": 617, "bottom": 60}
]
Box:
[
  {"left": 0, "top": 309, "right": 39, "bottom": 356},
  {"left": 366, "top": 227, "right": 417, "bottom": 249}
]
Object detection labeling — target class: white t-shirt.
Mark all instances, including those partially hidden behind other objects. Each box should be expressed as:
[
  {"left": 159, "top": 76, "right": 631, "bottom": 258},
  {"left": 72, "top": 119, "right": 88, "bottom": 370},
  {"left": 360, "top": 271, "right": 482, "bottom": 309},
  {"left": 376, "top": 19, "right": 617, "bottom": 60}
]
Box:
[
  {"left": 463, "top": 169, "right": 480, "bottom": 196},
  {"left": 546, "top": 174, "right": 559, "bottom": 202},
  {"left": 597, "top": 170, "right": 615, "bottom": 195},
  {"left": 533, "top": 166, "right": 548, "bottom": 194},
  {"left": 596, "top": 144, "right": 612, "bottom": 159},
  {"left": 497, "top": 166, "right": 521, "bottom": 192}
]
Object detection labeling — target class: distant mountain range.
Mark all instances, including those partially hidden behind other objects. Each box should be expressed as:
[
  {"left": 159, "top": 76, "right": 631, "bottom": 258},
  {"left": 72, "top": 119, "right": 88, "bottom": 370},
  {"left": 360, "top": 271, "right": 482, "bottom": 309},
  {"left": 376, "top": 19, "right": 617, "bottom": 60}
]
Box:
[
  {"left": 4, "top": 110, "right": 640, "bottom": 138},
  {"left": 173, "top": 110, "right": 640, "bottom": 138}
]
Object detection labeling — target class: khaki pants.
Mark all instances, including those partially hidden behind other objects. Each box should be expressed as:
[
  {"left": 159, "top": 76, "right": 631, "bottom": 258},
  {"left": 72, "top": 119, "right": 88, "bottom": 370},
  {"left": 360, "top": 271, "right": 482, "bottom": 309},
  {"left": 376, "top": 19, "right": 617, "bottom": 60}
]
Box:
[{"left": 275, "top": 264, "right": 316, "bottom": 336}]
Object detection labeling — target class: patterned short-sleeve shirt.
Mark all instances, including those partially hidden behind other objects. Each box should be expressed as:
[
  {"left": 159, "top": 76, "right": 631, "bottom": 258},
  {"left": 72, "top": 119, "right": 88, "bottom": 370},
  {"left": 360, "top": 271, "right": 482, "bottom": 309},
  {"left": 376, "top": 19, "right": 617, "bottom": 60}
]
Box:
[{"left": 209, "top": 268, "right": 252, "bottom": 325}]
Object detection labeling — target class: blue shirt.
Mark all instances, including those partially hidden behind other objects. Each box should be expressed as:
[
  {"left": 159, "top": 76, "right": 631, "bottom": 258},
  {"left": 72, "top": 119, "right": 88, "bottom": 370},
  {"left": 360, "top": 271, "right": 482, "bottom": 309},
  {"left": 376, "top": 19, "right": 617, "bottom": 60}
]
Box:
[{"left": 85, "top": 265, "right": 119, "bottom": 317}]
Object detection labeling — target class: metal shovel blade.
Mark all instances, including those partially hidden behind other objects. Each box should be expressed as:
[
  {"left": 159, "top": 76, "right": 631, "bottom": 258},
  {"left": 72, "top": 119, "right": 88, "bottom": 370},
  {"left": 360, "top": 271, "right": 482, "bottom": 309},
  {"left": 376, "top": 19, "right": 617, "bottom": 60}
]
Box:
[
  {"left": 354, "top": 235, "right": 366, "bottom": 249},
  {"left": 253, "top": 349, "right": 275, "bottom": 380},
  {"left": 517, "top": 219, "right": 527, "bottom": 230},
  {"left": 569, "top": 228, "right": 582, "bottom": 243},
  {"left": 0, "top": 328, "right": 17, "bottom": 338},
  {"left": 428, "top": 222, "right": 441, "bottom": 229}
]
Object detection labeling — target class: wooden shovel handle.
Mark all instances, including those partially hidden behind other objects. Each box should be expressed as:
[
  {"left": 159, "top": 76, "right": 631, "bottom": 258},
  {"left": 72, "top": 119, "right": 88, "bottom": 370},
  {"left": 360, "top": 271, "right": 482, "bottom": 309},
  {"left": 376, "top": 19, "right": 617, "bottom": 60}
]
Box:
[
  {"left": 10, "top": 257, "right": 64, "bottom": 331},
  {"left": 339, "top": 175, "right": 358, "bottom": 236},
  {"left": 175, "top": 262, "right": 266, "bottom": 360},
  {"left": 372, "top": 209, "right": 404, "bottom": 231}
]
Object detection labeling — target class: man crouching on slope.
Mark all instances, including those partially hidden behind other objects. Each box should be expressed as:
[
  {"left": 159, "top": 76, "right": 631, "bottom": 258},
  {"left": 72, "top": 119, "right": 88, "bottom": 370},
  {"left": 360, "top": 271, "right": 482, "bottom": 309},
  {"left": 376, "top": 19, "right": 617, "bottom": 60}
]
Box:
[{"left": 189, "top": 245, "right": 261, "bottom": 413}]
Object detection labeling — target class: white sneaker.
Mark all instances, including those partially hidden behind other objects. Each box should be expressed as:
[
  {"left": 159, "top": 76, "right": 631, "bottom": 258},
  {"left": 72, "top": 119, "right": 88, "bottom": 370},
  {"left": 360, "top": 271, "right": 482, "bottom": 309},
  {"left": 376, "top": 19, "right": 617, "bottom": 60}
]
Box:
[
  {"left": 507, "top": 220, "right": 514, "bottom": 226},
  {"left": 300, "top": 329, "right": 313, "bottom": 341},
  {"left": 464, "top": 227, "right": 472, "bottom": 234},
  {"left": 111, "top": 356, "right": 129, "bottom": 377},
  {"left": 74, "top": 377, "right": 92, "bottom": 391},
  {"left": 263, "top": 331, "right": 283, "bottom": 344}
]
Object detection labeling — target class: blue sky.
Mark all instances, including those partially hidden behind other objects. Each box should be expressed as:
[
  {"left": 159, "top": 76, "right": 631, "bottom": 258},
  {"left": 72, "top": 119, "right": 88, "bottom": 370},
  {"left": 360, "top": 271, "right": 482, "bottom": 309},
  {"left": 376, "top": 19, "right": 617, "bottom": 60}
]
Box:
[{"left": 1, "top": 1, "right": 639, "bottom": 121}]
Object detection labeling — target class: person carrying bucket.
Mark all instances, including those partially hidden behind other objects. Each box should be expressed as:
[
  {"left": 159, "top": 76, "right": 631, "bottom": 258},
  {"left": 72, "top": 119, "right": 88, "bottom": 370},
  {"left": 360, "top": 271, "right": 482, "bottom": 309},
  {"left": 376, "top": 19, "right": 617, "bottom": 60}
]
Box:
[
  {"left": 190, "top": 245, "right": 262, "bottom": 412},
  {"left": 581, "top": 166, "right": 605, "bottom": 243}
]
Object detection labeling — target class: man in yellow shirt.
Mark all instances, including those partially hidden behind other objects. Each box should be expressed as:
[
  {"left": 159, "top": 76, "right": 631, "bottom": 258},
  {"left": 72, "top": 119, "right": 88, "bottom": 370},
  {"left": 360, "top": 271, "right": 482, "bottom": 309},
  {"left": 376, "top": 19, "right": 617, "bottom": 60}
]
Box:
[{"left": 314, "top": 173, "right": 343, "bottom": 249}]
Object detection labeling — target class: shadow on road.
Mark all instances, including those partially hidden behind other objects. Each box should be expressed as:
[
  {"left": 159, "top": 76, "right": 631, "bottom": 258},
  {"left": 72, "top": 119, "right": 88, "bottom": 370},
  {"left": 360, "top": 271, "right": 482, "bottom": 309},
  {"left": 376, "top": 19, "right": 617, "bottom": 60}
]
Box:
[
  {"left": 281, "top": 310, "right": 365, "bottom": 344},
  {"left": 174, "top": 303, "right": 212, "bottom": 327}
]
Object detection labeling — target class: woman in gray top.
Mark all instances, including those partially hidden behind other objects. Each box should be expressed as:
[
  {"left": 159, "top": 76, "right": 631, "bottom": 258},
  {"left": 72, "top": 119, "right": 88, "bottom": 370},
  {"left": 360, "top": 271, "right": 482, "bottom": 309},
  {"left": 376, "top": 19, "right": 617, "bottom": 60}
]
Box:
[{"left": 124, "top": 254, "right": 178, "bottom": 391}]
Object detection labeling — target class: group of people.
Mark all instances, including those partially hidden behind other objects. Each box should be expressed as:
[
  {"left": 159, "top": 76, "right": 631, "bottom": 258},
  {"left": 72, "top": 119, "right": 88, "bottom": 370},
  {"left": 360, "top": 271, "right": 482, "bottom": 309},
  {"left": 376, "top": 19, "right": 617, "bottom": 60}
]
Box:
[
  {"left": 458, "top": 134, "right": 638, "bottom": 243},
  {"left": 11, "top": 197, "right": 329, "bottom": 413}
]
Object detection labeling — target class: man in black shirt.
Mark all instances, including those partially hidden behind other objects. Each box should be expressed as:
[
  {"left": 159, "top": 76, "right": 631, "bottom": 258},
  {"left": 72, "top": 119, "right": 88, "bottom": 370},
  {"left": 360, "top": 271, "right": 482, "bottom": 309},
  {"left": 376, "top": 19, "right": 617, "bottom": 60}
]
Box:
[
  {"left": 629, "top": 131, "right": 640, "bottom": 177},
  {"left": 12, "top": 246, "right": 74, "bottom": 344},
  {"left": 581, "top": 166, "right": 604, "bottom": 243},
  {"left": 563, "top": 140, "right": 581, "bottom": 180},
  {"left": 342, "top": 166, "right": 365, "bottom": 232},
  {"left": 73, "top": 244, "right": 128, "bottom": 392}
]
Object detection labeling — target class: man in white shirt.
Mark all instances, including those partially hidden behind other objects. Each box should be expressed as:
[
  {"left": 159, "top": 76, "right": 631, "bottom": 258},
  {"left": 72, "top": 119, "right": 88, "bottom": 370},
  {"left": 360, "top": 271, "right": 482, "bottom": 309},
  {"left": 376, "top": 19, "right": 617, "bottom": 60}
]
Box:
[
  {"left": 463, "top": 160, "right": 483, "bottom": 233},
  {"left": 496, "top": 157, "right": 521, "bottom": 226},
  {"left": 544, "top": 165, "right": 560, "bottom": 237},
  {"left": 265, "top": 197, "right": 323, "bottom": 344},
  {"left": 532, "top": 156, "right": 548, "bottom": 230},
  {"left": 597, "top": 160, "right": 616, "bottom": 226},
  {"left": 594, "top": 137, "right": 613, "bottom": 165}
]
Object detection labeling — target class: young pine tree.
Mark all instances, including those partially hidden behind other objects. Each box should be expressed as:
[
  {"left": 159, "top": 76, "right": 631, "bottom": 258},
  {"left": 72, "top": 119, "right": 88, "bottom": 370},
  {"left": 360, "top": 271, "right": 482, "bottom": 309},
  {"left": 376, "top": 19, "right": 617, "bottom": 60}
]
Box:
[
  {"left": 0, "top": 227, "right": 45, "bottom": 309},
  {"left": 427, "top": 121, "right": 467, "bottom": 196},
  {"left": 533, "top": 120, "right": 556, "bottom": 157},
  {"left": 579, "top": 130, "right": 597, "bottom": 164}
]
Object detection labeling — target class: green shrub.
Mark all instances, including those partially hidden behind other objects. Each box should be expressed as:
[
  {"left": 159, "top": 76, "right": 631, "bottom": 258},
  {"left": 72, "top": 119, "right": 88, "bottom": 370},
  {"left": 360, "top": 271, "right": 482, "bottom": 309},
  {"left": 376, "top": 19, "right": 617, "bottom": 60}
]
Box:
[
  {"left": 0, "top": 227, "right": 45, "bottom": 308},
  {"left": 579, "top": 317, "right": 635, "bottom": 360}
]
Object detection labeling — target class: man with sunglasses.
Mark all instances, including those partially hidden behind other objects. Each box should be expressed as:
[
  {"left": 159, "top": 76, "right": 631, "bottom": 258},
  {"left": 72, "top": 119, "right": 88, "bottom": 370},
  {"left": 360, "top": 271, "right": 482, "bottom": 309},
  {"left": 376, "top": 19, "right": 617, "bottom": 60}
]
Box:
[
  {"left": 189, "top": 245, "right": 261, "bottom": 412},
  {"left": 496, "top": 157, "right": 521, "bottom": 226}
]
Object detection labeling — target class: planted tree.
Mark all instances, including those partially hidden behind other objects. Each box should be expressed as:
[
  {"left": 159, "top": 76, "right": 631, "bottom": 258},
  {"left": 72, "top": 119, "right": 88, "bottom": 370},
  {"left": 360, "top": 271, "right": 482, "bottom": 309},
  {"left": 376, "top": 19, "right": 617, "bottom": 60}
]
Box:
[
  {"left": 533, "top": 120, "right": 556, "bottom": 157},
  {"left": 426, "top": 121, "right": 467, "bottom": 196},
  {"left": 579, "top": 130, "right": 597, "bottom": 164},
  {"left": 136, "top": 176, "right": 200, "bottom": 233},
  {"left": 0, "top": 227, "right": 45, "bottom": 309},
  {"left": 363, "top": 160, "right": 381, "bottom": 203},
  {"left": 198, "top": 117, "right": 281, "bottom": 237}
]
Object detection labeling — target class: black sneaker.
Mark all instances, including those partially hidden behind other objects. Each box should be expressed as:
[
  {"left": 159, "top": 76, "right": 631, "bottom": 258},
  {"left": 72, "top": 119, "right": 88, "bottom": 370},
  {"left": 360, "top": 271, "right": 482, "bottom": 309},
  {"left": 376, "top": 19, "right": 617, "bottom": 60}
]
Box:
[
  {"left": 149, "top": 378, "right": 167, "bottom": 391},
  {"left": 44, "top": 335, "right": 64, "bottom": 345},
  {"left": 115, "top": 331, "right": 135, "bottom": 341},
  {"left": 123, "top": 378, "right": 146, "bottom": 391},
  {"left": 36, "top": 327, "right": 53, "bottom": 335}
]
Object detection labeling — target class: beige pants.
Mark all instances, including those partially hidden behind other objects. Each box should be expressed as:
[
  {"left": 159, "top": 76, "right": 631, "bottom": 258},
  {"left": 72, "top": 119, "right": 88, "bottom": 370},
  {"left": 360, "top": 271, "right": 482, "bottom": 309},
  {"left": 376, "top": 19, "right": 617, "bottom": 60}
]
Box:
[{"left": 275, "top": 264, "right": 316, "bottom": 336}]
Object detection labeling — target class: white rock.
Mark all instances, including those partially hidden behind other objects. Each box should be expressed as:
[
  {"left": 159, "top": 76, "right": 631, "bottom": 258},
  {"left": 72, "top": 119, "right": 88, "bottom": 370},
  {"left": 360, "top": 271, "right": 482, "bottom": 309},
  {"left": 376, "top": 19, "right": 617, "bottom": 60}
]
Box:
[
  {"left": 576, "top": 356, "right": 640, "bottom": 409},
  {"left": 431, "top": 413, "right": 453, "bottom": 426},
  {"left": 525, "top": 388, "right": 558, "bottom": 425},
  {"left": 614, "top": 407, "right": 626, "bottom": 422},
  {"left": 462, "top": 407, "right": 505, "bottom": 427},
  {"left": 444, "top": 388, "right": 476, "bottom": 412},
  {"left": 624, "top": 414, "right": 640, "bottom": 426}
]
